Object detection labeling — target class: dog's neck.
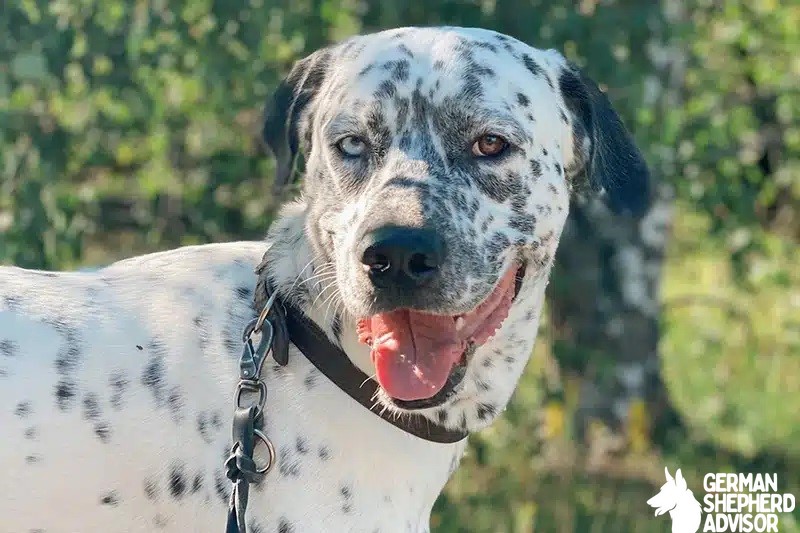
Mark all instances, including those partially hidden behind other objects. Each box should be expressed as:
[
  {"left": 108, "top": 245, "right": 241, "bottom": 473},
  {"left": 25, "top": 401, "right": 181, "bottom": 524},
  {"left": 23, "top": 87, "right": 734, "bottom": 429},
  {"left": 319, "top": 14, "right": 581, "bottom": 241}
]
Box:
[
  {"left": 257, "top": 199, "right": 556, "bottom": 433},
  {"left": 257, "top": 201, "right": 374, "bottom": 376}
]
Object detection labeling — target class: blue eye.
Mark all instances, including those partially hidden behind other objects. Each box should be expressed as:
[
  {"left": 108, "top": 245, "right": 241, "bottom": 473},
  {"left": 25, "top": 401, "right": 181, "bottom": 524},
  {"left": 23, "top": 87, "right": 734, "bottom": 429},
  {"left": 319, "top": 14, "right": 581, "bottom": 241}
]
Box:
[{"left": 337, "top": 136, "right": 368, "bottom": 157}]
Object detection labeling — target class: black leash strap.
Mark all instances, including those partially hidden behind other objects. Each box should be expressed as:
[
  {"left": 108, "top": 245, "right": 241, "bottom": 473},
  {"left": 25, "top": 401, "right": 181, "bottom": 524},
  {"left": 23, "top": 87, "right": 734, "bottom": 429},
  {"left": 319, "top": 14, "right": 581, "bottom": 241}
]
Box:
[{"left": 224, "top": 292, "right": 285, "bottom": 533}]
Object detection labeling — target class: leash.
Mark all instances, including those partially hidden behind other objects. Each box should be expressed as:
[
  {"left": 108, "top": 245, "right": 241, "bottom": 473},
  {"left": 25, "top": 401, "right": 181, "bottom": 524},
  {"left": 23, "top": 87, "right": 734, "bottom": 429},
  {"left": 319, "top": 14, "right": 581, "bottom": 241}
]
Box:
[
  {"left": 224, "top": 291, "right": 284, "bottom": 533},
  {"left": 223, "top": 268, "right": 468, "bottom": 532}
]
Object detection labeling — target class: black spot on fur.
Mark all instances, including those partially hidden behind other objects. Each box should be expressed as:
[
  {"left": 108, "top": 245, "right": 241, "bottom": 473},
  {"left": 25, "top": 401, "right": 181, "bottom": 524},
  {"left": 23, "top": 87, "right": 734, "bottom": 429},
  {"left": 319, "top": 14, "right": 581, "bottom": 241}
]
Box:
[
  {"left": 521, "top": 54, "right": 541, "bottom": 77},
  {"left": 147, "top": 338, "right": 169, "bottom": 358},
  {"left": 279, "top": 447, "right": 300, "bottom": 477},
  {"left": 303, "top": 370, "right": 318, "bottom": 390},
  {"left": 383, "top": 59, "right": 410, "bottom": 82},
  {"left": 295, "top": 436, "right": 309, "bottom": 455},
  {"left": 141, "top": 357, "right": 165, "bottom": 404},
  {"left": 474, "top": 172, "right": 515, "bottom": 203},
  {"left": 374, "top": 79, "right": 397, "bottom": 99},
  {"left": 432, "top": 59, "right": 445, "bottom": 71},
  {"left": 82, "top": 393, "right": 101, "bottom": 421},
  {"left": 236, "top": 286, "right": 251, "bottom": 300},
  {"left": 54, "top": 331, "right": 81, "bottom": 375},
  {"left": 476, "top": 403, "right": 498, "bottom": 420},
  {"left": 167, "top": 386, "right": 185, "bottom": 422},
  {"left": 26, "top": 454, "right": 41, "bottom": 464},
  {"left": 168, "top": 463, "right": 186, "bottom": 498},
  {"left": 24, "top": 426, "right": 37, "bottom": 440},
  {"left": 530, "top": 159, "right": 542, "bottom": 178},
  {"left": 14, "top": 401, "right": 31, "bottom": 417},
  {"left": 358, "top": 63, "right": 374, "bottom": 77},
  {"left": 473, "top": 40, "right": 499, "bottom": 53},
  {"left": 0, "top": 339, "right": 17, "bottom": 357},
  {"left": 397, "top": 43, "right": 414, "bottom": 58},
  {"left": 109, "top": 373, "right": 129, "bottom": 410},
  {"left": 94, "top": 422, "right": 111, "bottom": 442},
  {"left": 468, "top": 198, "right": 480, "bottom": 222},
  {"left": 136, "top": 345, "right": 143, "bottom": 351},
  {"left": 509, "top": 214, "right": 536, "bottom": 234},
  {"left": 278, "top": 518, "right": 294, "bottom": 533},
  {"left": 197, "top": 412, "right": 213, "bottom": 443},
  {"left": 55, "top": 380, "right": 77, "bottom": 410},
  {"left": 340, "top": 484, "right": 353, "bottom": 514},
  {"left": 191, "top": 473, "right": 203, "bottom": 493},
  {"left": 100, "top": 491, "right": 119, "bottom": 506},
  {"left": 554, "top": 162, "right": 562, "bottom": 175},
  {"left": 516, "top": 93, "right": 530, "bottom": 107},
  {"left": 318, "top": 446, "right": 330, "bottom": 461},
  {"left": 144, "top": 478, "right": 159, "bottom": 501}
]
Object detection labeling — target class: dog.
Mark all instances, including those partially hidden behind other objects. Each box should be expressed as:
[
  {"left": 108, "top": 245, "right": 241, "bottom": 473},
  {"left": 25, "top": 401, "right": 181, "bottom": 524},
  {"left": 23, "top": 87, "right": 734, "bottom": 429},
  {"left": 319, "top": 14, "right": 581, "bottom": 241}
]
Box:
[
  {"left": 647, "top": 468, "right": 702, "bottom": 533},
  {"left": 0, "top": 26, "right": 649, "bottom": 532}
]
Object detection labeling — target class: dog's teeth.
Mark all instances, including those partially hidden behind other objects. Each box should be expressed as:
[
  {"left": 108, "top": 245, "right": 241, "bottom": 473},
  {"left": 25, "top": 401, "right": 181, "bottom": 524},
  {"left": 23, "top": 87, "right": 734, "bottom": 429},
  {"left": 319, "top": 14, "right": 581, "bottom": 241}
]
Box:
[{"left": 455, "top": 317, "right": 465, "bottom": 331}]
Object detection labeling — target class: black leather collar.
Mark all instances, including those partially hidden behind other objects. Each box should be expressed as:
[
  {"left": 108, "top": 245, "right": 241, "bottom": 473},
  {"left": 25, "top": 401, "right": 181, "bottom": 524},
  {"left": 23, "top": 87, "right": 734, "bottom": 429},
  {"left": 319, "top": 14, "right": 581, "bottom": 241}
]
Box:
[{"left": 253, "top": 267, "right": 468, "bottom": 444}]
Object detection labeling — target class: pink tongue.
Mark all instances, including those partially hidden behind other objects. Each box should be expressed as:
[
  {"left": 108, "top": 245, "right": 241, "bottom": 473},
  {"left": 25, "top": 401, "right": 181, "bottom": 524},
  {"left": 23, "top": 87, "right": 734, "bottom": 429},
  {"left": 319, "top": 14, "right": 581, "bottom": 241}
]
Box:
[
  {"left": 361, "top": 311, "right": 465, "bottom": 401},
  {"left": 356, "top": 266, "right": 518, "bottom": 401}
]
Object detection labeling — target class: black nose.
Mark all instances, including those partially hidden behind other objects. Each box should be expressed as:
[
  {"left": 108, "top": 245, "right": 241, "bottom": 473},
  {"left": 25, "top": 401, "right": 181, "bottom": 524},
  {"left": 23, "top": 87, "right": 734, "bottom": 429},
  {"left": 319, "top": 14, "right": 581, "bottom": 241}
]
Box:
[{"left": 358, "top": 226, "right": 445, "bottom": 287}]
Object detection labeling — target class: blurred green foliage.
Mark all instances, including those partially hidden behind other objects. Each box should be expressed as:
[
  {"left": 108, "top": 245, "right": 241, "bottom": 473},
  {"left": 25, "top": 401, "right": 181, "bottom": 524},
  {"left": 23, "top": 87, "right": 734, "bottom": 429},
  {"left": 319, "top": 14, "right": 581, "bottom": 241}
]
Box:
[{"left": 1, "top": 0, "right": 798, "bottom": 531}]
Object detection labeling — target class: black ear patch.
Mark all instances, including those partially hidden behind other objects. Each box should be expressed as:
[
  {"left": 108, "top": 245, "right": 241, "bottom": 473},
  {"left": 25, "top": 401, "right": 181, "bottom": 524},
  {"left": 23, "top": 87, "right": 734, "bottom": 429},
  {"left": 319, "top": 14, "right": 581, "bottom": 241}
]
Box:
[
  {"left": 262, "top": 49, "right": 331, "bottom": 193},
  {"left": 559, "top": 64, "right": 651, "bottom": 216}
]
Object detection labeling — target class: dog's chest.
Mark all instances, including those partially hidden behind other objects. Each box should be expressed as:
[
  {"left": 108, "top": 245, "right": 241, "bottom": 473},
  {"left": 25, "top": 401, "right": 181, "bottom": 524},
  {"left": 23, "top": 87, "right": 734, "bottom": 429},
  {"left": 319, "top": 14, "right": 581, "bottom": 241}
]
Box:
[{"left": 0, "top": 243, "right": 463, "bottom": 532}]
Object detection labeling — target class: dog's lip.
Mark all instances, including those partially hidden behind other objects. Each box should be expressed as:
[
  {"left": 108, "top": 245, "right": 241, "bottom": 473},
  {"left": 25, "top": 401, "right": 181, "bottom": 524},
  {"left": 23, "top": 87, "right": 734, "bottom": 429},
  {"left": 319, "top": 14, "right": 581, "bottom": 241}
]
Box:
[
  {"left": 450, "top": 261, "right": 527, "bottom": 320},
  {"left": 384, "top": 261, "right": 527, "bottom": 411}
]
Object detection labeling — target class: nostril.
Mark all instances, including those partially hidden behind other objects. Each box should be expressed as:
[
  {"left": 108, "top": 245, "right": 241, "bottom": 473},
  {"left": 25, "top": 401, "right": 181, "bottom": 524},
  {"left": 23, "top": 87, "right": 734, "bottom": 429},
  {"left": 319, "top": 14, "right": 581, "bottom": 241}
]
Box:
[
  {"left": 407, "top": 252, "right": 438, "bottom": 277},
  {"left": 368, "top": 253, "right": 392, "bottom": 274}
]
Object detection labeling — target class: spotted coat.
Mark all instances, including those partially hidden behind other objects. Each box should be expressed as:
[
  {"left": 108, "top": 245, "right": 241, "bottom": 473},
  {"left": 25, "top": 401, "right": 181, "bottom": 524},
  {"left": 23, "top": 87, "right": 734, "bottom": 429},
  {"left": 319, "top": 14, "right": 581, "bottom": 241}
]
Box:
[{"left": 0, "top": 26, "right": 649, "bottom": 532}]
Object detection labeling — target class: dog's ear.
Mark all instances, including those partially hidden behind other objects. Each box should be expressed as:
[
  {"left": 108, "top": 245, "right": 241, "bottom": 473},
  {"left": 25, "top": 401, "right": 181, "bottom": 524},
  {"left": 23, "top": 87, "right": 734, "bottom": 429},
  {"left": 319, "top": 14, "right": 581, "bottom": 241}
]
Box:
[
  {"left": 263, "top": 48, "right": 332, "bottom": 193},
  {"left": 559, "top": 62, "right": 651, "bottom": 217}
]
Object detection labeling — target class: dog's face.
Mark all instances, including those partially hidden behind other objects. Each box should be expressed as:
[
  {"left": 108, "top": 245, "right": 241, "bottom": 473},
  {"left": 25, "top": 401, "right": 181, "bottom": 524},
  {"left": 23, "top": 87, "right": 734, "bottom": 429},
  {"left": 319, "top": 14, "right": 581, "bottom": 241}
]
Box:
[{"left": 264, "top": 27, "right": 649, "bottom": 423}]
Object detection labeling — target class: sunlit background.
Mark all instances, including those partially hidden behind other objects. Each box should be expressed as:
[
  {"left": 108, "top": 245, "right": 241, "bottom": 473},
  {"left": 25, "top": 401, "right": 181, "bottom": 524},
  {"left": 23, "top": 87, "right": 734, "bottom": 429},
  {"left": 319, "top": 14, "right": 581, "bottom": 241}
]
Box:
[{"left": 1, "top": 1, "right": 798, "bottom": 531}]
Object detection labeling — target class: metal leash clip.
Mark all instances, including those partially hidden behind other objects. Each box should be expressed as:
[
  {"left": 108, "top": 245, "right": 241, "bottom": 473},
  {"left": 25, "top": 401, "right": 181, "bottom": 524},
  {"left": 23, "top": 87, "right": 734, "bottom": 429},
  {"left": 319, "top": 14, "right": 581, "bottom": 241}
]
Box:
[{"left": 224, "top": 290, "right": 280, "bottom": 533}]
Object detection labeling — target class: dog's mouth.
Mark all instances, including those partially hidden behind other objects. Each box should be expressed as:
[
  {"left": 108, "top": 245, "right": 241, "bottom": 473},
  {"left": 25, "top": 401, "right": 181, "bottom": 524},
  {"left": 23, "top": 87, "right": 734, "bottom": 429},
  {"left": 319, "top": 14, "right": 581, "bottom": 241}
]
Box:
[{"left": 356, "top": 262, "right": 526, "bottom": 409}]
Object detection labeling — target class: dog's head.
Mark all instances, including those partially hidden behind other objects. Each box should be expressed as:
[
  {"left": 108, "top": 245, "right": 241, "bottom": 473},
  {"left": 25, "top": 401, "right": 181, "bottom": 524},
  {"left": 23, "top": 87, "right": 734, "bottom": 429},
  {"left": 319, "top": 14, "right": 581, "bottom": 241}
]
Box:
[{"left": 263, "top": 27, "right": 649, "bottom": 428}]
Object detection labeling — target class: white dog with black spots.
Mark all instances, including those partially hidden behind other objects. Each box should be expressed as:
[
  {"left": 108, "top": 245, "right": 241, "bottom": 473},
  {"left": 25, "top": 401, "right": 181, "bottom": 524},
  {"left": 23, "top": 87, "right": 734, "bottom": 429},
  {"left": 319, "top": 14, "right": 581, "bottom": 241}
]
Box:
[{"left": 0, "top": 26, "right": 649, "bottom": 532}]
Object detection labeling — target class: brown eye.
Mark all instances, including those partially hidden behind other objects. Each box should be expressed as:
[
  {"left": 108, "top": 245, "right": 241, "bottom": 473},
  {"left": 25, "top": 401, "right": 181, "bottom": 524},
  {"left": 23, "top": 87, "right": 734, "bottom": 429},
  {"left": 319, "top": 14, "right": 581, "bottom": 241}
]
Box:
[{"left": 471, "top": 134, "right": 509, "bottom": 157}]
